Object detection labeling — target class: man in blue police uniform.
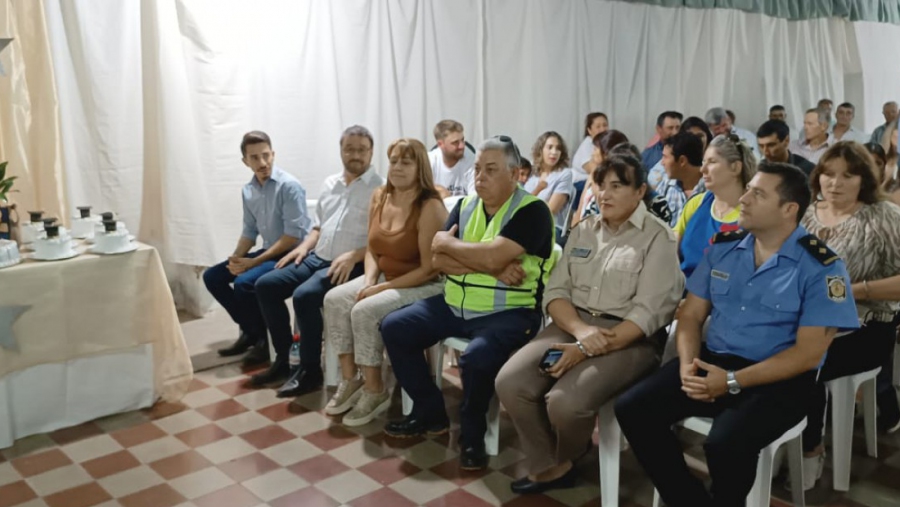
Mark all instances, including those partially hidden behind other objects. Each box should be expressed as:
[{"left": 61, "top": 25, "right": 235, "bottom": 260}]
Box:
[{"left": 615, "top": 162, "right": 860, "bottom": 507}]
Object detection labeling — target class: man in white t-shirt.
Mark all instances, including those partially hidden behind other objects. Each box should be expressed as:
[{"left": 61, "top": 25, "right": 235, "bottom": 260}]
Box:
[{"left": 428, "top": 119, "right": 476, "bottom": 198}]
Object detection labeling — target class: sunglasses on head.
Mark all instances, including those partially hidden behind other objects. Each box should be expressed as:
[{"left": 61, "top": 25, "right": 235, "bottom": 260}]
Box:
[{"left": 492, "top": 135, "right": 522, "bottom": 167}]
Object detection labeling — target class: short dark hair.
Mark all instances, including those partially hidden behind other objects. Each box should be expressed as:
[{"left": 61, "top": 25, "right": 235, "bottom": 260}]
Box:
[
  {"left": 756, "top": 120, "right": 791, "bottom": 142},
  {"left": 240, "top": 131, "right": 272, "bottom": 157},
  {"left": 681, "top": 117, "right": 713, "bottom": 147},
  {"left": 756, "top": 161, "right": 812, "bottom": 224},
  {"left": 593, "top": 154, "right": 646, "bottom": 189},
  {"left": 837, "top": 102, "right": 854, "bottom": 111},
  {"left": 769, "top": 105, "right": 786, "bottom": 113},
  {"left": 726, "top": 110, "right": 736, "bottom": 123},
  {"left": 656, "top": 111, "right": 683, "bottom": 128},
  {"left": 664, "top": 131, "right": 704, "bottom": 166},
  {"left": 592, "top": 129, "right": 630, "bottom": 158},
  {"left": 340, "top": 125, "right": 374, "bottom": 148},
  {"left": 811, "top": 141, "right": 884, "bottom": 205},
  {"left": 583, "top": 112, "right": 608, "bottom": 137},
  {"left": 608, "top": 143, "right": 642, "bottom": 161},
  {"left": 818, "top": 98, "right": 834, "bottom": 107}
]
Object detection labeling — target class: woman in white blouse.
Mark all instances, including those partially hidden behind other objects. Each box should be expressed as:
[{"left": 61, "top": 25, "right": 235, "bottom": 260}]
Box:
[
  {"left": 526, "top": 131, "right": 574, "bottom": 242},
  {"left": 799, "top": 141, "right": 900, "bottom": 490},
  {"left": 571, "top": 112, "right": 610, "bottom": 181}
]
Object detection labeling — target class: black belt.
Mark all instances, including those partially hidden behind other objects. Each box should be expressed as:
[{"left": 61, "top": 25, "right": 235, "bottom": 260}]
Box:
[{"left": 575, "top": 307, "right": 623, "bottom": 322}]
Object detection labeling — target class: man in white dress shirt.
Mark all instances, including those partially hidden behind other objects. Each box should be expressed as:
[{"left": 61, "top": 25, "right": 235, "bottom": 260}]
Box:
[
  {"left": 790, "top": 108, "right": 833, "bottom": 165},
  {"left": 831, "top": 102, "right": 868, "bottom": 143},
  {"left": 429, "top": 120, "right": 475, "bottom": 198},
  {"left": 253, "top": 125, "right": 384, "bottom": 395}
]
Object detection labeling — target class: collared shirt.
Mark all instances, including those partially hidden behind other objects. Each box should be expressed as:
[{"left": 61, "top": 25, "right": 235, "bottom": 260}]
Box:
[
  {"left": 641, "top": 141, "right": 664, "bottom": 172},
  {"left": 241, "top": 167, "right": 311, "bottom": 249},
  {"left": 831, "top": 126, "right": 868, "bottom": 143},
  {"left": 687, "top": 225, "right": 859, "bottom": 364},
  {"left": 544, "top": 202, "right": 684, "bottom": 336},
  {"left": 659, "top": 174, "right": 706, "bottom": 227},
  {"left": 870, "top": 124, "right": 889, "bottom": 145},
  {"left": 314, "top": 167, "right": 384, "bottom": 261},
  {"left": 790, "top": 136, "right": 834, "bottom": 165}
]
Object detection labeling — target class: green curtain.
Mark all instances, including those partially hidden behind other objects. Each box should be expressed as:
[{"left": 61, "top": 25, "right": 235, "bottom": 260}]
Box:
[{"left": 629, "top": 0, "right": 900, "bottom": 24}]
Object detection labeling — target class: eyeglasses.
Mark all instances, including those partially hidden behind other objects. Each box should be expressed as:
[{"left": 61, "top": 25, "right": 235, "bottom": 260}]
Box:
[{"left": 342, "top": 147, "right": 371, "bottom": 156}]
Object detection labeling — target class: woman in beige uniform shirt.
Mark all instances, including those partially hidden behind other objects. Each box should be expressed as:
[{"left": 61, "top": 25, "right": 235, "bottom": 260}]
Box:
[{"left": 496, "top": 154, "right": 684, "bottom": 495}]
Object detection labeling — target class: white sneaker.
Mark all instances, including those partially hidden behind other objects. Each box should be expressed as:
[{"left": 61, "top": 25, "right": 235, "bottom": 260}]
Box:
[
  {"left": 785, "top": 452, "right": 824, "bottom": 491},
  {"left": 342, "top": 389, "right": 391, "bottom": 427},
  {"left": 324, "top": 377, "right": 364, "bottom": 415}
]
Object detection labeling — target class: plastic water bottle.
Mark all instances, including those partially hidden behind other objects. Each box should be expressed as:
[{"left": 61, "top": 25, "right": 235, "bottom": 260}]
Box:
[{"left": 288, "top": 334, "right": 301, "bottom": 374}]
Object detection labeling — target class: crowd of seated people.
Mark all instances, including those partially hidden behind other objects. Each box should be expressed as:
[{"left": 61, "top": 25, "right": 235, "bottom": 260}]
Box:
[{"left": 202, "top": 101, "right": 900, "bottom": 503}]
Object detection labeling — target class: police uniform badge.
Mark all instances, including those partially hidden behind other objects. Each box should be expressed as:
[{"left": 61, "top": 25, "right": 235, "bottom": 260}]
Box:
[{"left": 826, "top": 275, "right": 847, "bottom": 302}]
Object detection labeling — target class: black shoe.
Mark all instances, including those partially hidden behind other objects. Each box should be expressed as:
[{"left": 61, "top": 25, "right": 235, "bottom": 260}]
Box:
[
  {"left": 242, "top": 344, "right": 270, "bottom": 367},
  {"left": 510, "top": 465, "right": 578, "bottom": 494},
  {"left": 248, "top": 358, "right": 289, "bottom": 387},
  {"left": 459, "top": 445, "right": 489, "bottom": 471},
  {"left": 217, "top": 331, "right": 254, "bottom": 357},
  {"left": 275, "top": 366, "right": 324, "bottom": 398},
  {"left": 383, "top": 415, "right": 449, "bottom": 439}
]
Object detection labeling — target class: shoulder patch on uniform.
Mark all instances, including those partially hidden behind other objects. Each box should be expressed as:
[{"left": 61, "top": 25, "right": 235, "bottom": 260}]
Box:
[
  {"left": 799, "top": 234, "right": 840, "bottom": 265},
  {"left": 711, "top": 229, "right": 748, "bottom": 244}
]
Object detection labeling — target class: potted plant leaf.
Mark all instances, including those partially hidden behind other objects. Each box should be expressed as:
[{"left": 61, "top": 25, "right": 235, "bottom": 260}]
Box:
[{"left": 0, "top": 161, "right": 20, "bottom": 244}]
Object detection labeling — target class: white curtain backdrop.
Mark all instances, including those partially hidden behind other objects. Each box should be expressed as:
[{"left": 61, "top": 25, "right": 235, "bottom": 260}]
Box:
[{"left": 32, "top": 0, "right": 900, "bottom": 310}]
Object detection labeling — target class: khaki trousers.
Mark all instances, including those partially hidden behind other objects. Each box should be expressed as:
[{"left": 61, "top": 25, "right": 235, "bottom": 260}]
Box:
[{"left": 495, "top": 311, "right": 660, "bottom": 475}]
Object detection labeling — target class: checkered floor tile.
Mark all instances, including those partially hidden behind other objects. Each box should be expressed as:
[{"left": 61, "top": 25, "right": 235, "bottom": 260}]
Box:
[{"left": 2, "top": 361, "right": 900, "bottom": 507}]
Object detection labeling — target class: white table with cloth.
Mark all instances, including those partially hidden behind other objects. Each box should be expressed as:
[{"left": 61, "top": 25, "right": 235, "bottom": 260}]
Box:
[{"left": 0, "top": 241, "right": 192, "bottom": 449}]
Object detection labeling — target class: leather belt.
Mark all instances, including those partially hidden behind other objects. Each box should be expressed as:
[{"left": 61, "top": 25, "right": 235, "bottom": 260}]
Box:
[{"left": 575, "top": 307, "right": 623, "bottom": 322}]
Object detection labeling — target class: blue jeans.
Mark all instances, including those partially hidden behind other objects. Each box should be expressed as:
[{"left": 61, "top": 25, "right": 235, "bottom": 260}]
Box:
[
  {"left": 255, "top": 252, "right": 363, "bottom": 367},
  {"left": 381, "top": 295, "right": 541, "bottom": 448},
  {"left": 202, "top": 250, "right": 276, "bottom": 340}
]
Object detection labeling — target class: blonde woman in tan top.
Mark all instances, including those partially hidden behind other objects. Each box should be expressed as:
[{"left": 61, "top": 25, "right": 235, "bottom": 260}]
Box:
[
  {"left": 496, "top": 154, "right": 684, "bottom": 495},
  {"left": 322, "top": 138, "right": 447, "bottom": 427}
]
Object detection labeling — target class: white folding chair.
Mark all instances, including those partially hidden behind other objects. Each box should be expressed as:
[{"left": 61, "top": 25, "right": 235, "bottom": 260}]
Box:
[
  {"left": 825, "top": 368, "right": 880, "bottom": 491},
  {"left": 652, "top": 417, "right": 807, "bottom": 507}
]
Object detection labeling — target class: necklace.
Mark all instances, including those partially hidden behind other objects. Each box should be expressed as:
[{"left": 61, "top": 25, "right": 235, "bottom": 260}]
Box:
[{"left": 712, "top": 197, "right": 737, "bottom": 220}]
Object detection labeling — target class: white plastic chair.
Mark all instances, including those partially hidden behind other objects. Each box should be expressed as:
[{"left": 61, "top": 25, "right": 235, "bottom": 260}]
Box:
[
  {"left": 652, "top": 417, "right": 807, "bottom": 507},
  {"left": 433, "top": 337, "right": 501, "bottom": 455},
  {"left": 825, "top": 367, "right": 880, "bottom": 491},
  {"left": 893, "top": 343, "right": 900, "bottom": 388},
  {"left": 597, "top": 399, "right": 622, "bottom": 507}
]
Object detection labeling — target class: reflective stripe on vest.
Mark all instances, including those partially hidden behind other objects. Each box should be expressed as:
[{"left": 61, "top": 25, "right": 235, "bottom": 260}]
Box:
[{"left": 444, "top": 187, "right": 556, "bottom": 318}]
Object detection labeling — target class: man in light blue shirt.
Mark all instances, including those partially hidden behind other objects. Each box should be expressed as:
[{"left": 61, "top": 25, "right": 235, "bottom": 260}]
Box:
[
  {"left": 616, "top": 162, "right": 859, "bottom": 507},
  {"left": 203, "top": 131, "right": 311, "bottom": 365}
]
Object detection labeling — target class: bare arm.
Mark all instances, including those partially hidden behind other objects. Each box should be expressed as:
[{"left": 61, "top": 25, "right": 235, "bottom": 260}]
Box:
[
  {"left": 853, "top": 274, "right": 900, "bottom": 301},
  {"left": 677, "top": 293, "right": 711, "bottom": 367},
  {"left": 734, "top": 327, "right": 835, "bottom": 388},
  {"left": 432, "top": 232, "right": 525, "bottom": 275},
  {"left": 233, "top": 237, "right": 255, "bottom": 258}
]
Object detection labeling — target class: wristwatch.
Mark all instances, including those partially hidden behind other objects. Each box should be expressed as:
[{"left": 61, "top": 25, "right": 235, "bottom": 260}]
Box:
[{"left": 726, "top": 370, "right": 742, "bottom": 395}]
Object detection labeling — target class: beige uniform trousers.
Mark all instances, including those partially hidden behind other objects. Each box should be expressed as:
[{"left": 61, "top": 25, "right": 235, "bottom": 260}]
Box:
[
  {"left": 323, "top": 275, "right": 443, "bottom": 367},
  {"left": 495, "top": 310, "right": 660, "bottom": 475}
]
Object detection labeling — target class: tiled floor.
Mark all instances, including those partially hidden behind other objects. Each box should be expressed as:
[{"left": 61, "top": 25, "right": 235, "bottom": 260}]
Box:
[{"left": 2, "top": 360, "right": 900, "bottom": 507}]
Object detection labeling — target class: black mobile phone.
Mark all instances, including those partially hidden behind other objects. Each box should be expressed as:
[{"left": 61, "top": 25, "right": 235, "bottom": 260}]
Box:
[{"left": 539, "top": 349, "right": 564, "bottom": 370}]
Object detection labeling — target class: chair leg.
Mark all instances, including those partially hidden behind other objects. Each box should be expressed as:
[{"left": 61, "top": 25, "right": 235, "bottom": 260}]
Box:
[
  {"left": 597, "top": 402, "right": 621, "bottom": 507},
  {"left": 401, "top": 388, "right": 413, "bottom": 416},
  {"left": 862, "top": 377, "right": 878, "bottom": 458},
  {"left": 786, "top": 436, "right": 806, "bottom": 507},
  {"left": 324, "top": 337, "right": 340, "bottom": 387},
  {"left": 433, "top": 345, "right": 445, "bottom": 391},
  {"left": 748, "top": 445, "right": 774, "bottom": 507},
  {"left": 829, "top": 380, "right": 855, "bottom": 491},
  {"left": 485, "top": 395, "right": 500, "bottom": 456}
]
